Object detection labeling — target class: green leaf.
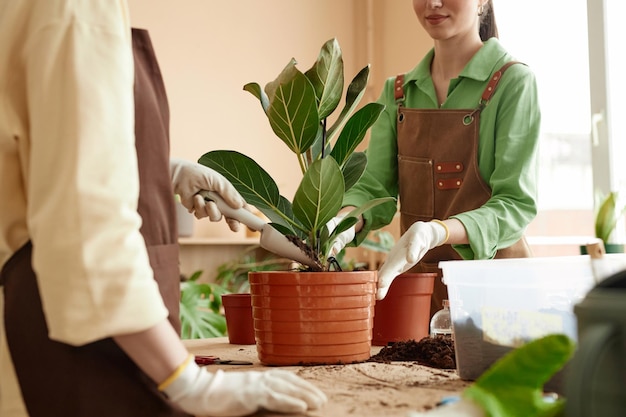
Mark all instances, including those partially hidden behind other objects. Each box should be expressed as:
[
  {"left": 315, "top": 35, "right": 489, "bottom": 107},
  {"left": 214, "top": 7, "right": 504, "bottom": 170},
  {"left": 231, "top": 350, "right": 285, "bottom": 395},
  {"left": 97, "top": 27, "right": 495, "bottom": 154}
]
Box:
[
  {"left": 198, "top": 150, "right": 298, "bottom": 233},
  {"left": 261, "top": 195, "right": 302, "bottom": 233},
  {"left": 293, "top": 158, "right": 344, "bottom": 235},
  {"left": 179, "top": 279, "right": 227, "bottom": 339},
  {"left": 264, "top": 58, "right": 298, "bottom": 102},
  {"left": 595, "top": 191, "right": 626, "bottom": 243},
  {"left": 326, "top": 65, "right": 371, "bottom": 142},
  {"left": 463, "top": 334, "right": 575, "bottom": 417},
  {"left": 342, "top": 152, "right": 367, "bottom": 191},
  {"left": 330, "top": 198, "right": 395, "bottom": 237},
  {"left": 243, "top": 82, "right": 269, "bottom": 113},
  {"left": 330, "top": 102, "right": 385, "bottom": 167},
  {"left": 199, "top": 150, "right": 279, "bottom": 208},
  {"left": 304, "top": 38, "right": 344, "bottom": 120},
  {"left": 266, "top": 63, "right": 320, "bottom": 155}
]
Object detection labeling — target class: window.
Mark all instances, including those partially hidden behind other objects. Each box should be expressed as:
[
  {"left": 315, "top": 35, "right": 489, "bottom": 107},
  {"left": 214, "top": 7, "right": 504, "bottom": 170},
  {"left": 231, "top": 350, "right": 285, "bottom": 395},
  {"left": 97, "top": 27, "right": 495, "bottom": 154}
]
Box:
[{"left": 498, "top": 0, "right": 596, "bottom": 253}]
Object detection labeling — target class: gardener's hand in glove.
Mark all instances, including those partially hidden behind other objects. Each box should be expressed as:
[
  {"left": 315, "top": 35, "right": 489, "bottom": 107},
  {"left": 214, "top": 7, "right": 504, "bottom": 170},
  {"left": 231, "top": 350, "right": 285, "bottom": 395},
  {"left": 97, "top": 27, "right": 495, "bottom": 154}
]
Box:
[
  {"left": 160, "top": 355, "right": 328, "bottom": 417},
  {"left": 377, "top": 220, "right": 449, "bottom": 300},
  {"left": 326, "top": 213, "right": 357, "bottom": 257},
  {"left": 170, "top": 158, "right": 245, "bottom": 231}
]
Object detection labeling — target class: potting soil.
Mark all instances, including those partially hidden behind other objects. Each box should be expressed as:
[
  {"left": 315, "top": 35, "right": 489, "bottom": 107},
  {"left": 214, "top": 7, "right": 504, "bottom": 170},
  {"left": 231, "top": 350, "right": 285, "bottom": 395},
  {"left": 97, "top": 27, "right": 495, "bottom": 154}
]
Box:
[{"left": 368, "top": 337, "right": 456, "bottom": 369}]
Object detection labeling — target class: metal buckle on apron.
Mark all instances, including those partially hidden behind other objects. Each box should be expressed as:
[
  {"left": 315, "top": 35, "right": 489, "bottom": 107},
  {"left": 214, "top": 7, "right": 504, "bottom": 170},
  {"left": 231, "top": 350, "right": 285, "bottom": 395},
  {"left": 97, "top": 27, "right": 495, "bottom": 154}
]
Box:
[
  {"left": 464, "top": 62, "right": 522, "bottom": 125},
  {"left": 463, "top": 101, "right": 485, "bottom": 126}
]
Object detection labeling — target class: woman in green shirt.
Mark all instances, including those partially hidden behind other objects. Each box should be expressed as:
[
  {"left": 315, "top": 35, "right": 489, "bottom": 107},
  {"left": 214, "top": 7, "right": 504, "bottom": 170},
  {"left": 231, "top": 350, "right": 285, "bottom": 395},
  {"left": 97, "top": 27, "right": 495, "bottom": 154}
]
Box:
[{"left": 338, "top": 0, "right": 540, "bottom": 315}]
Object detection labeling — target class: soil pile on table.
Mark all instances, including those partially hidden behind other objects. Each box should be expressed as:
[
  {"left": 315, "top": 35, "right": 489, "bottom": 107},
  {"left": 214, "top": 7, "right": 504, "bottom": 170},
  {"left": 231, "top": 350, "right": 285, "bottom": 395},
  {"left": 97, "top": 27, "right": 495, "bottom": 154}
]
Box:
[{"left": 369, "top": 337, "right": 456, "bottom": 369}]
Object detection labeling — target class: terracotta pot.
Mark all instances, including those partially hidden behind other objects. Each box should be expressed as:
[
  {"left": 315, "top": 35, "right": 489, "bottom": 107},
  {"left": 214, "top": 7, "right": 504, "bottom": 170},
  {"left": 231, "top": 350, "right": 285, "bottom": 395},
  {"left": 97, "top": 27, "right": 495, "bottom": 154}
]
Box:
[
  {"left": 221, "top": 293, "right": 255, "bottom": 345},
  {"left": 372, "top": 272, "right": 436, "bottom": 346},
  {"left": 249, "top": 270, "right": 377, "bottom": 365}
]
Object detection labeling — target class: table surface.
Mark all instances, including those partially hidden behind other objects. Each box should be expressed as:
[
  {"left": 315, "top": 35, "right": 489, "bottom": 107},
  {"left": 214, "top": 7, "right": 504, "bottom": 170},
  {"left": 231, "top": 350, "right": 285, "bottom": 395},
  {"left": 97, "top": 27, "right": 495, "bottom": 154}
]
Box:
[{"left": 183, "top": 337, "right": 469, "bottom": 417}]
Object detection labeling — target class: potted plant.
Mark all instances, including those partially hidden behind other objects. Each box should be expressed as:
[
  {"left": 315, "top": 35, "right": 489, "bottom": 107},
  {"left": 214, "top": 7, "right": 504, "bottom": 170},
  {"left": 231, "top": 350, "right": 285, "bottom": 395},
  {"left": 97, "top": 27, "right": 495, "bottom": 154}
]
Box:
[
  {"left": 594, "top": 191, "right": 626, "bottom": 253},
  {"left": 582, "top": 191, "right": 626, "bottom": 254},
  {"left": 198, "top": 38, "right": 393, "bottom": 365}
]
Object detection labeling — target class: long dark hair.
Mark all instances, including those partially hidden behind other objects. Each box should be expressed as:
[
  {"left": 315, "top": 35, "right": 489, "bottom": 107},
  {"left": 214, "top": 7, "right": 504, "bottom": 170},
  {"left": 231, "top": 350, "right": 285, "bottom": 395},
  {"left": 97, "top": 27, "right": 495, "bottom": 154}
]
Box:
[{"left": 479, "top": 0, "right": 498, "bottom": 40}]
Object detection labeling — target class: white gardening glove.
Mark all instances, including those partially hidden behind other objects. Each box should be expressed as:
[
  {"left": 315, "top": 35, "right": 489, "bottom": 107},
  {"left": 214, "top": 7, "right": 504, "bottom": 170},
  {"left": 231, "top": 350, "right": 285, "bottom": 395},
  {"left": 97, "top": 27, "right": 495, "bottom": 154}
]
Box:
[
  {"left": 407, "top": 398, "right": 485, "bottom": 417},
  {"left": 326, "top": 214, "right": 356, "bottom": 257},
  {"left": 170, "top": 158, "right": 245, "bottom": 231},
  {"left": 377, "top": 220, "right": 448, "bottom": 300},
  {"left": 160, "top": 355, "right": 327, "bottom": 417}
]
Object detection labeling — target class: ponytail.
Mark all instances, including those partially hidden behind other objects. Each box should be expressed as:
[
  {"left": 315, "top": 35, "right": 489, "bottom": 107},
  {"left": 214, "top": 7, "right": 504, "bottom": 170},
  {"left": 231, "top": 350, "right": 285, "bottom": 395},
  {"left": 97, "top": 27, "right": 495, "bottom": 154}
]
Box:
[{"left": 479, "top": 0, "right": 498, "bottom": 40}]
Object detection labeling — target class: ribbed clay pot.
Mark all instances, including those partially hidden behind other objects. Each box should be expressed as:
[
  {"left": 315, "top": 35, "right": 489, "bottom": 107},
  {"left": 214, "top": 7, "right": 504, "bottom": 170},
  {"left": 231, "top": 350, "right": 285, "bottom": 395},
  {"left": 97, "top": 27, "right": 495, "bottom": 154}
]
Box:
[
  {"left": 222, "top": 293, "right": 256, "bottom": 345},
  {"left": 372, "top": 272, "right": 436, "bottom": 346},
  {"left": 249, "top": 270, "right": 377, "bottom": 365}
]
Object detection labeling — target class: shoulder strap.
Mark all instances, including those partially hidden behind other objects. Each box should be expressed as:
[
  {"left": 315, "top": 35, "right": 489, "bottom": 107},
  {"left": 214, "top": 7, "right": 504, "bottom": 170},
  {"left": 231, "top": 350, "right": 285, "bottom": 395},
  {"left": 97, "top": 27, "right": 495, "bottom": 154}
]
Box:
[
  {"left": 394, "top": 74, "right": 405, "bottom": 105},
  {"left": 480, "top": 61, "right": 523, "bottom": 103}
]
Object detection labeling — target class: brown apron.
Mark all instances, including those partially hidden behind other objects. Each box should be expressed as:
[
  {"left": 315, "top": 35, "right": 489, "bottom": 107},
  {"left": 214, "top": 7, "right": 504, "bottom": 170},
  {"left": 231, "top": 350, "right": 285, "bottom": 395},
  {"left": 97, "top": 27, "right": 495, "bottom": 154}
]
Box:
[
  {"left": 0, "top": 29, "right": 190, "bottom": 417},
  {"left": 395, "top": 62, "right": 532, "bottom": 317}
]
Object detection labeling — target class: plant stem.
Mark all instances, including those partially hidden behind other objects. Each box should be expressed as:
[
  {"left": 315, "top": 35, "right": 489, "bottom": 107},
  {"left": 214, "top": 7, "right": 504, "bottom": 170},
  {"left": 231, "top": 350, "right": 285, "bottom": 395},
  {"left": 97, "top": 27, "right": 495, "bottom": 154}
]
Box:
[{"left": 316, "top": 118, "right": 328, "bottom": 257}]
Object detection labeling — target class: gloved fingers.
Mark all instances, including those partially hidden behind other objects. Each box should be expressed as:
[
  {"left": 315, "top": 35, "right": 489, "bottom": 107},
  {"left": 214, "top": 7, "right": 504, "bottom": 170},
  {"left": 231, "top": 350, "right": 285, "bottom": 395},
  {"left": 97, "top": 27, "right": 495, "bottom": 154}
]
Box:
[
  {"left": 376, "top": 262, "right": 403, "bottom": 300},
  {"left": 329, "top": 227, "right": 356, "bottom": 257},
  {"left": 192, "top": 194, "right": 223, "bottom": 221},
  {"left": 225, "top": 217, "right": 241, "bottom": 233},
  {"left": 405, "top": 239, "right": 429, "bottom": 265},
  {"left": 178, "top": 194, "right": 195, "bottom": 214},
  {"left": 263, "top": 370, "right": 327, "bottom": 411},
  {"left": 204, "top": 171, "right": 245, "bottom": 210},
  {"left": 325, "top": 216, "right": 342, "bottom": 231}
]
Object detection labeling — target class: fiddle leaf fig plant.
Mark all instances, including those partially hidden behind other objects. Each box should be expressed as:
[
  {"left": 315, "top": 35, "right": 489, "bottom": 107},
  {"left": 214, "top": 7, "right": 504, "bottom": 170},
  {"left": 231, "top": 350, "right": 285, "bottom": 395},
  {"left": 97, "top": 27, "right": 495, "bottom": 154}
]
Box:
[{"left": 199, "top": 38, "right": 393, "bottom": 271}]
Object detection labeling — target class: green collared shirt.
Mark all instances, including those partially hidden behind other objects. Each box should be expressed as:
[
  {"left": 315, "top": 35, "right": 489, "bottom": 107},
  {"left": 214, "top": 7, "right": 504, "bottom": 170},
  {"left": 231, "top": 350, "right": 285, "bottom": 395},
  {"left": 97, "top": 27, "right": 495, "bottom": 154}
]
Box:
[{"left": 344, "top": 38, "right": 540, "bottom": 259}]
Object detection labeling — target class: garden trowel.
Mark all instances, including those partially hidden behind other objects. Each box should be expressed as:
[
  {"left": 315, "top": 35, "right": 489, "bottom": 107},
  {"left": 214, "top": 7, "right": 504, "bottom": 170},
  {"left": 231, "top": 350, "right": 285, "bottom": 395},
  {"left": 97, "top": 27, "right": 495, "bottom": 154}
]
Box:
[{"left": 199, "top": 191, "right": 319, "bottom": 268}]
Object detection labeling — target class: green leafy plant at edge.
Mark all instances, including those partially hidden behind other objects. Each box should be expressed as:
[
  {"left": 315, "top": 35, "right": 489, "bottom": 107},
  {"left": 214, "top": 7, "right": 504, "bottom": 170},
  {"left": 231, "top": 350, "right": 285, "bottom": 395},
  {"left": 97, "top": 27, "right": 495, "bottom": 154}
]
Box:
[
  {"left": 179, "top": 270, "right": 229, "bottom": 339},
  {"left": 463, "top": 334, "right": 575, "bottom": 417},
  {"left": 199, "top": 38, "right": 394, "bottom": 271},
  {"left": 214, "top": 246, "right": 294, "bottom": 293},
  {"left": 594, "top": 190, "right": 626, "bottom": 244}
]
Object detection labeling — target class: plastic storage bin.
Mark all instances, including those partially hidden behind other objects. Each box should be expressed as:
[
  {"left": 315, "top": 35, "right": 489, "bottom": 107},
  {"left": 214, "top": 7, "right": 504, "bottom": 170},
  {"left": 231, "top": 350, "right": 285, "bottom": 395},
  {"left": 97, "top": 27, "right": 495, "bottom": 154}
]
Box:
[{"left": 439, "top": 255, "right": 603, "bottom": 382}]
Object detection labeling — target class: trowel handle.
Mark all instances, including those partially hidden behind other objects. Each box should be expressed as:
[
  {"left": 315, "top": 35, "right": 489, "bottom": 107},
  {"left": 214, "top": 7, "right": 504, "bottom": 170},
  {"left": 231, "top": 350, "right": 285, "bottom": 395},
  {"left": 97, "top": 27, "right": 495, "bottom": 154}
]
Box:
[{"left": 198, "top": 190, "right": 266, "bottom": 231}]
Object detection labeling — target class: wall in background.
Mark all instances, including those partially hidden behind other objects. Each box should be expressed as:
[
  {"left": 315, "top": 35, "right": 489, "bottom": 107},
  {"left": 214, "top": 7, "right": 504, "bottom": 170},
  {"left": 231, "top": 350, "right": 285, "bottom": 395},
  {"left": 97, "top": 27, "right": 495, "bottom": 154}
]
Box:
[
  {"left": 127, "top": 2, "right": 600, "bottom": 275},
  {"left": 128, "top": 0, "right": 430, "bottom": 240}
]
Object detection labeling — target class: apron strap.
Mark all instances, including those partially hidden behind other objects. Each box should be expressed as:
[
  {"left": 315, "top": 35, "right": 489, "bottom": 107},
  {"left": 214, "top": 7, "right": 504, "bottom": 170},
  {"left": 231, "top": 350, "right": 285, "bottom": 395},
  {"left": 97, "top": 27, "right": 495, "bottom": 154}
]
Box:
[
  {"left": 394, "top": 74, "right": 405, "bottom": 106},
  {"left": 465, "top": 61, "right": 524, "bottom": 124},
  {"left": 480, "top": 61, "right": 523, "bottom": 103}
]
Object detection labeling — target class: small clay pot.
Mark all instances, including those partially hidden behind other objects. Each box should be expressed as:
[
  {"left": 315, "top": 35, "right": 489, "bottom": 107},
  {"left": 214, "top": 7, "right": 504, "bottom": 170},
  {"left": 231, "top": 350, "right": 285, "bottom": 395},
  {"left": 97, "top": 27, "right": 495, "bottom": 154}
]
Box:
[
  {"left": 221, "top": 293, "right": 255, "bottom": 345},
  {"left": 249, "top": 270, "right": 377, "bottom": 365},
  {"left": 372, "top": 272, "right": 436, "bottom": 346}
]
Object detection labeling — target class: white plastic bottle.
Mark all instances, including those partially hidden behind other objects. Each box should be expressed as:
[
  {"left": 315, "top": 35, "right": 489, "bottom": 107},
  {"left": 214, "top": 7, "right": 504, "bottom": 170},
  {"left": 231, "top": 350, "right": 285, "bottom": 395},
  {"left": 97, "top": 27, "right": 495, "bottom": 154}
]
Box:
[{"left": 430, "top": 299, "right": 453, "bottom": 339}]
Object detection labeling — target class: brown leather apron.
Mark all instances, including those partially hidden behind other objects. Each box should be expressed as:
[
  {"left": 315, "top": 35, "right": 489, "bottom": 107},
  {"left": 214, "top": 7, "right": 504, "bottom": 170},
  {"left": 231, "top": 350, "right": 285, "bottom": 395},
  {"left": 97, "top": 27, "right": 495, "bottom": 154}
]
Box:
[
  {"left": 395, "top": 62, "right": 532, "bottom": 317},
  {"left": 0, "top": 29, "right": 189, "bottom": 417}
]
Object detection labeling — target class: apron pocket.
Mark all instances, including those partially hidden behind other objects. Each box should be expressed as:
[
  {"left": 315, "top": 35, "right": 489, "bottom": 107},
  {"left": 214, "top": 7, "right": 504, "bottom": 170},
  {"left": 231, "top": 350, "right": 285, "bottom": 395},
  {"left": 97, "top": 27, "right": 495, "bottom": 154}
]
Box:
[{"left": 398, "top": 155, "right": 434, "bottom": 219}]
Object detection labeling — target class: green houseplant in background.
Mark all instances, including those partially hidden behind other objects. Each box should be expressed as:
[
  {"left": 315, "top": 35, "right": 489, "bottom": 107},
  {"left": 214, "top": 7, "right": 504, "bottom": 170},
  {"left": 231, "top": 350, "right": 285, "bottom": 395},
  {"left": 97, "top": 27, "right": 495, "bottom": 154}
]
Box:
[
  {"left": 198, "top": 38, "right": 393, "bottom": 271},
  {"left": 179, "top": 270, "right": 228, "bottom": 339},
  {"left": 594, "top": 190, "right": 626, "bottom": 253},
  {"left": 198, "top": 38, "right": 395, "bottom": 364}
]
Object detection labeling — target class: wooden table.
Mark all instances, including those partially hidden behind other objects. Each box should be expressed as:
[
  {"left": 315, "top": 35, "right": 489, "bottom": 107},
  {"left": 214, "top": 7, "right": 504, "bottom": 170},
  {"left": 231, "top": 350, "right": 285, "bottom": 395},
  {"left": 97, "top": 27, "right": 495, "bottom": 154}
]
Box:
[{"left": 183, "top": 338, "right": 469, "bottom": 417}]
